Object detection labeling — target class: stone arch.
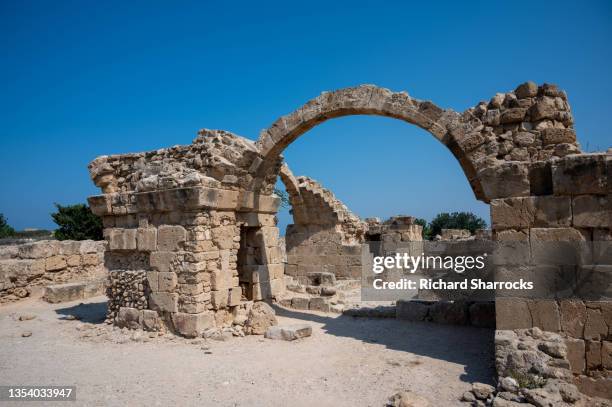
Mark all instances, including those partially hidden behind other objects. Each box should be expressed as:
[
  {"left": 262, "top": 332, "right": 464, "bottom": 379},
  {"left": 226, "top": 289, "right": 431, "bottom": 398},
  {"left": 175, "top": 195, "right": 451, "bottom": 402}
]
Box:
[
  {"left": 254, "top": 84, "right": 485, "bottom": 200},
  {"left": 253, "top": 83, "right": 580, "bottom": 203}
]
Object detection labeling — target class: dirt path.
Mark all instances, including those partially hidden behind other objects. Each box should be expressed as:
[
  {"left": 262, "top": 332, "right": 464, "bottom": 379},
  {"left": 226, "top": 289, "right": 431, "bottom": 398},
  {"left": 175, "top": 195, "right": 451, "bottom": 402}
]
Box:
[{"left": 0, "top": 296, "right": 494, "bottom": 406}]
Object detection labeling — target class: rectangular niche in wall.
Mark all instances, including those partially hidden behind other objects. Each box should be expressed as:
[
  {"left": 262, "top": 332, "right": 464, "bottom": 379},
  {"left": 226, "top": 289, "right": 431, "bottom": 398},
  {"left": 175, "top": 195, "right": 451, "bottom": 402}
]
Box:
[{"left": 237, "top": 225, "right": 265, "bottom": 300}]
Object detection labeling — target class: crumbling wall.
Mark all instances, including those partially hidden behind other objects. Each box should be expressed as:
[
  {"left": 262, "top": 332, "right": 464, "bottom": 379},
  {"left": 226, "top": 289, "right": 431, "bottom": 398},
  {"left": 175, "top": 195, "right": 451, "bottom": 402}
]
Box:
[
  {"left": 88, "top": 130, "right": 284, "bottom": 338},
  {"left": 0, "top": 240, "right": 106, "bottom": 303},
  {"left": 282, "top": 165, "right": 367, "bottom": 280},
  {"left": 492, "top": 152, "right": 612, "bottom": 396}
]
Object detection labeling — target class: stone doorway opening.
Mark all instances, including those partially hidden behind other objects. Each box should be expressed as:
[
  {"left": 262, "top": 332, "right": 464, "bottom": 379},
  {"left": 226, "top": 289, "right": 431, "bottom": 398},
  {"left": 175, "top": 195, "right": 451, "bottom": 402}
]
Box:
[{"left": 237, "top": 225, "right": 264, "bottom": 301}]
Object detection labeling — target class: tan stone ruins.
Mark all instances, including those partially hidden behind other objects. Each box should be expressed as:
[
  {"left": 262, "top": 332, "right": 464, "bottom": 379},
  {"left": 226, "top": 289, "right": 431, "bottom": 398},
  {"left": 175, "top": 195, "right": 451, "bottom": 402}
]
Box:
[{"left": 85, "top": 82, "right": 611, "bottom": 399}]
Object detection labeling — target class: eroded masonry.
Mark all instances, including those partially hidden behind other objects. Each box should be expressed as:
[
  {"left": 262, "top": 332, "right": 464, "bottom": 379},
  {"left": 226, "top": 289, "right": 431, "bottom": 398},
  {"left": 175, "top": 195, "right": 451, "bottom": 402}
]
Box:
[{"left": 88, "top": 82, "right": 611, "bottom": 396}]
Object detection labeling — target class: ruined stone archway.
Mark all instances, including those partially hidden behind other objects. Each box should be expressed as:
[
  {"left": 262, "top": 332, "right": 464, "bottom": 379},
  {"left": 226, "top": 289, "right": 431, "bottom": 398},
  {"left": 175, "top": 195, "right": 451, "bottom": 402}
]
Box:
[
  {"left": 87, "top": 81, "right": 611, "bottom": 397},
  {"left": 251, "top": 83, "right": 579, "bottom": 203}
]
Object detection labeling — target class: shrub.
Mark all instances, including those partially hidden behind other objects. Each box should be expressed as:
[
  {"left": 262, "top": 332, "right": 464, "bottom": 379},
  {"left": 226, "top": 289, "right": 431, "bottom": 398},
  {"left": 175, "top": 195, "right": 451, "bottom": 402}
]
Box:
[
  {"left": 51, "top": 203, "right": 103, "bottom": 241},
  {"left": 428, "top": 211, "right": 487, "bottom": 237},
  {"left": 0, "top": 213, "right": 15, "bottom": 238}
]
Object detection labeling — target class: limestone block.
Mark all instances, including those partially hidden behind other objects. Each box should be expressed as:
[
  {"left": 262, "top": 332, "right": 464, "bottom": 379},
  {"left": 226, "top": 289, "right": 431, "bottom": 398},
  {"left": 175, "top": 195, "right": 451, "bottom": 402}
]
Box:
[
  {"left": 308, "top": 297, "right": 330, "bottom": 312},
  {"left": 291, "top": 297, "right": 310, "bottom": 310},
  {"left": 560, "top": 300, "right": 586, "bottom": 338},
  {"left": 142, "top": 310, "right": 162, "bottom": 331},
  {"left": 172, "top": 312, "right": 215, "bottom": 338},
  {"left": 82, "top": 253, "right": 100, "bottom": 266},
  {"left": 157, "top": 225, "right": 186, "bottom": 251},
  {"left": 496, "top": 298, "right": 532, "bottom": 330},
  {"left": 149, "top": 251, "right": 177, "bottom": 272},
  {"left": 478, "top": 162, "right": 530, "bottom": 200},
  {"left": 211, "top": 289, "right": 229, "bottom": 309},
  {"left": 228, "top": 287, "right": 242, "bottom": 306},
  {"left": 602, "top": 341, "right": 612, "bottom": 369},
  {"left": 252, "top": 278, "right": 284, "bottom": 300},
  {"left": 180, "top": 301, "right": 208, "bottom": 314},
  {"left": 541, "top": 128, "right": 576, "bottom": 145},
  {"left": 256, "top": 226, "right": 279, "bottom": 248},
  {"left": 107, "top": 228, "right": 137, "bottom": 251},
  {"left": 211, "top": 269, "right": 232, "bottom": 291},
  {"left": 490, "top": 197, "right": 571, "bottom": 229},
  {"left": 574, "top": 375, "right": 612, "bottom": 400},
  {"left": 158, "top": 272, "right": 177, "bottom": 292},
  {"left": 212, "top": 225, "right": 237, "bottom": 250},
  {"left": 149, "top": 292, "right": 178, "bottom": 313},
  {"left": 572, "top": 195, "right": 611, "bottom": 228},
  {"left": 552, "top": 153, "right": 609, "bottom": 196},
  {"left": 530, "top": 228, "right": 588, "bottom": 266},
  {"left": 58, "top": 241, "right": 82, "bottom": 256},
  {"left": 45, "top": 255, "right": 67, "bottom": 272},
  {"left": 575, "top": 265, "right": 612, "bottom": 301},
  {"left": 137, "top": 228, "right": 157, "bottom": 252},
  {"left": 584, "top": 307, "right": 607, "bottom": 340},
  {"left": 527, "top": 300, "right": 561, "bottom": 332},
  {"left": 178, "top": 282, "right": 204, "bottom": 295},
  {"left": 586, "top": 340, "right": 602, "bottom": 370},
  {"left": 116, "top": 307, "right": 142, "bottom": 330},
  {"left": 83, "top": 279, "right": 105, "bottom": 298},
  {"left": 260, "top": 246, "right": 283, "bottom": 265},
  {"left": 43, "top": 282, "right": 85, "bottom": 303},
  {"left": 79, "top": 240, "right": 104, "bottom": 254},
  {"left": 66, "top": 255, "right": 81, "bottom": 267},
  {"left": 18, "top": 241, "right": 59, "bottom": 259},
  {"left": 146, "top": 271, "right": 159, "bottom": 292},
  {"left": 565, "top": 338, "right": 585, "bottom": 374},
  {"left": 264, "top": 324, "right": 312, "bottom": 341}
]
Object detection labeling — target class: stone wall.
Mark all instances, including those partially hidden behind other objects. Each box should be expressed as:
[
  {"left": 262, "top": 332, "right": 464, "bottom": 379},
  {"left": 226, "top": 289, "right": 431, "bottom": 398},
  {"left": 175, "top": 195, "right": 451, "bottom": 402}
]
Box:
[
  {"left": 0, "top": 240, "right": 106, "bottom": 303},
  {"left": 283, "top": 169, "right": 366, "bottom": 281},
  {"left": 87, "top": 79, "right": 611, "bottom": 402},
  {"left": 492, "top": 152, "right": 612, "bottom": 396}
]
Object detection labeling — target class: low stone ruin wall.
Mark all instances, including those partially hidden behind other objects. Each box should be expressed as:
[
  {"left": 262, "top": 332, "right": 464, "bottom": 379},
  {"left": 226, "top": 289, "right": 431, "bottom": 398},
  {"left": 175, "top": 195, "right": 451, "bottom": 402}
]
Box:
[{"left": 0, "top": 240, "right": 107, "bottom": 303}]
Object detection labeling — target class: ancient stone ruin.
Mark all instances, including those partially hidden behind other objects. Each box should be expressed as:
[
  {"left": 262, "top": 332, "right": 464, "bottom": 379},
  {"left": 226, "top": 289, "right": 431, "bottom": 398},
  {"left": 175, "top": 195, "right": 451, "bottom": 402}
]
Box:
[
  {"left": 87, "top": 82, "right": 611, "bottom": 398},
  {"left": 0, "top": 240, "right": 106, "bottom": 304}
]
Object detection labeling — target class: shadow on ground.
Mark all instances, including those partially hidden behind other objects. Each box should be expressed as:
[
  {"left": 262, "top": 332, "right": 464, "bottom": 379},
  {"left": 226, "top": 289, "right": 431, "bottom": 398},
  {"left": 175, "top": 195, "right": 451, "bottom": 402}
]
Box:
[
  {"left": 272, "top": 305, "right": 495, "bottom": 385},
  {"left": 55, "top": 301, "right": 107, "bottom": 324}
]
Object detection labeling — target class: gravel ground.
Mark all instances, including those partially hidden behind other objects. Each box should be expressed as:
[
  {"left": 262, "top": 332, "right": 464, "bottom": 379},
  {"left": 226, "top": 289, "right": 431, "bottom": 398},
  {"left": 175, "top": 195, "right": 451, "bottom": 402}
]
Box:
[{"left": 0, "top": 296, "right": 494, "bottom": 407}]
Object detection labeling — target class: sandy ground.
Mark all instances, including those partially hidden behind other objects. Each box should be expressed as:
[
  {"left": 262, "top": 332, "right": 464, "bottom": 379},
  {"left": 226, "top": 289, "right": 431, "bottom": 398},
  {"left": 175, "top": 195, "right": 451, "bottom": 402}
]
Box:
[{"left": 0, "top": 296, "right": 494, "bottom": 407}]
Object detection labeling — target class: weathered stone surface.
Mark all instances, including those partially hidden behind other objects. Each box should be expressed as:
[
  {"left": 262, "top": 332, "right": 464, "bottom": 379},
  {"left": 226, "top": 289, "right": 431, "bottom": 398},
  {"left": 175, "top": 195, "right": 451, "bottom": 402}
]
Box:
[
  {"left": 572, "top": 194, "right": 611, "bottom": 228},
  {"left": 541, "top": 128, "right": 576, "bottom": 145},
  {"left": 172, "top": 312, "right": 215, "bottom": 338},
  {"left": 116, "top": 307, "right": 142, "bottom": 329},
  {"left": 264, "top": 324, "right": 312, "bottom": 341},
  {"left": 565, "top": 337, "right": 586, "bottom": 374},
  {"left": 149, "top": 292, "right": 178, "bottom": 313},
  {"left": 552, "top": 153, "right": 609, "bottom": 195},
  {"left": 472, "top": 382, "right": 495, "bottom": 400},
  {"left": 244, "top": 301, "right": 277, "bottom": 335},
  {"left": 157, "top": 225, "right": 186, "bottom": 251},
  {"left": 496, "top": 298, "right": 532, "bottom": 330},
  {"left": 528, "top": 300, "right": 561, "bottom": 332},
  {"left": 560, "top": 300, "right": 586, "bottom": 338},
  {"left": 387, "top": 390, "right": 431, "bottom": 407},
  {"left": 584, "top": 307, "right": 608, "bottom": 340},
  {"left": 43, "top": 282, "right": 85, "bottom": 303}
]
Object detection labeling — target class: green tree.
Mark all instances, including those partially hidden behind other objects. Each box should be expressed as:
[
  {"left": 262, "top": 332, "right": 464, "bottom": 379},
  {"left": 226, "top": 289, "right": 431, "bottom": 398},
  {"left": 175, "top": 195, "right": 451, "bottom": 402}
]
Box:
[
  {"left": 428, "top": 211, "right": 487, "bottom": 237},
  {"left": 51, "top": 203, "right": 103, "bottom": 241},
  {"left": 414, "top": 218, "right": 432, "bottom": 240},
  {"left": 0, "top": 213, "right": 15, "bottom": 238},
  {"left": 274, "top": 187, "right": 290, "bottom": 209}
]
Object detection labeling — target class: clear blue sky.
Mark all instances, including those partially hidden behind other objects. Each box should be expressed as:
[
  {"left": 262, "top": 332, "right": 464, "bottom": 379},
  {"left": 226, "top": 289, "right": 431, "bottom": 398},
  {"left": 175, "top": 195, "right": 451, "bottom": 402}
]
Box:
[{"left": 1, "top": 1, "right": 611, "bottom": 233}]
